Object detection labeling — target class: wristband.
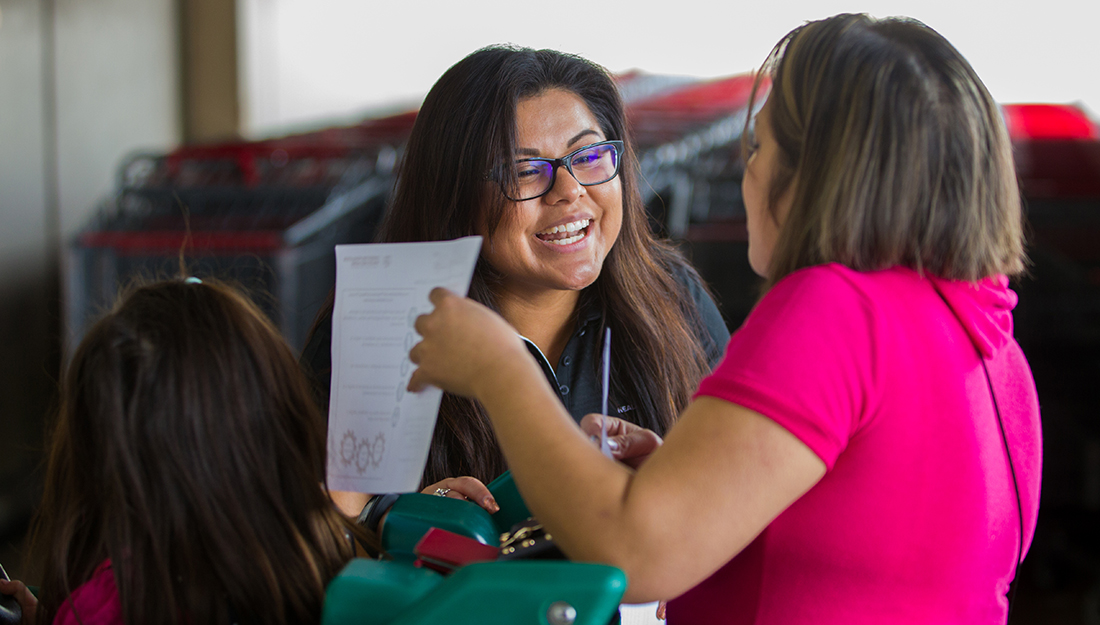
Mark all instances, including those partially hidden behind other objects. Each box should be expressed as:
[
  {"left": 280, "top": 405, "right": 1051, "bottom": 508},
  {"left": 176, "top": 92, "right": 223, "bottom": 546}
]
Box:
[{"left": 356, "top": 493, "right": 400, "bottom": 532}]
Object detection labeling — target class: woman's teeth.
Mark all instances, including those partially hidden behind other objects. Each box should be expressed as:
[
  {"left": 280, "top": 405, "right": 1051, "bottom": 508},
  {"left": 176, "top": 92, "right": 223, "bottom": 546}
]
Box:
[{"left": 537, "top": 219, "right": 590, "bottom": 246}]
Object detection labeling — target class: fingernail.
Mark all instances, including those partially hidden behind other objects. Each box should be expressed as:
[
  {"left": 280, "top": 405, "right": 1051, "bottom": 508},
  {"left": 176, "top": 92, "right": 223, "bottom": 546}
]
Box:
[
  {"left": 485, "top": 496, "right": 499, "bottom": 512},
  {"left": 607, "top": 439, "right": 620, "bottom": 452},
  {"left": 588, "top": 435, "right": 598, "bottom": 443}
]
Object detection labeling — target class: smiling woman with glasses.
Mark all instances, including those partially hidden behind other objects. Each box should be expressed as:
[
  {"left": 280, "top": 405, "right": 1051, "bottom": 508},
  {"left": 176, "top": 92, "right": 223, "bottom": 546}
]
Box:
[{"left": 301, "top": 46, "right": 730, "bottom": 517}]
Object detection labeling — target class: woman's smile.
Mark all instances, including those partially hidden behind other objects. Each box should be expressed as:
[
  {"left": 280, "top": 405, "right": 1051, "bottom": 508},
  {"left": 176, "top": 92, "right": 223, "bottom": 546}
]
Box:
[{"left": 535, "top": 218, "right": 592, "bottom": 246}]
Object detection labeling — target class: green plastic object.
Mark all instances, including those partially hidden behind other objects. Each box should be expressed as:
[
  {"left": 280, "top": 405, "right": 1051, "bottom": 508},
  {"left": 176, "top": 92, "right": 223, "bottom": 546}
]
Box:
[
  {"left": 324, "top": 480, "right": 626, "bottom": 625},
  {"left": 381, "top": 493, "right": 498, "bottom": 559},
  {"left": 487, "top": 470, "right": 532, "bottom": 535},
  {"left": 322, "top": 558, "right": 443, "bottom": 625},
  {"left": 322, "top": 559, "right": 626, "bottom": 625},
  {"left": 390, "top": 561, "right": 625, "bottom": 625},
  {"left": 381, "top": 471, "right": 534, "bottom": 557}
]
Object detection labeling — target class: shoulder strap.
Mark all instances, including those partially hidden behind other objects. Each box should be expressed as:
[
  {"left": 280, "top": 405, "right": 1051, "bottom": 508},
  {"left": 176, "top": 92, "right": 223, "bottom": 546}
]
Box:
[{"left": 930, "top": 281, "right": 1023, "bottom": 623}]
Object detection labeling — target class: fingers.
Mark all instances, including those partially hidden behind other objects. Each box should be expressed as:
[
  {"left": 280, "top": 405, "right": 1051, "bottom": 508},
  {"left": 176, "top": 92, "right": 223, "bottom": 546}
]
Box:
[
  {"left": 407, "top": 289, "right": 478, "bottom": 395},
  {"left": 580, "top": 413, "right": 605, "bottom": 437},
  {"left": 0, "top": 577, "right": 38, "bottom": 623},
  {"left": 580, "top": 413, "right": 637, "bottom": 438},
  {"left": 614, "top": 429, "right": 664, "bottom": 469},
  {"left": 656, "top": 600, "right": 667, "bottom": 620},
  {"left": 421, "top": 477, "right": 500, "bottom": 513},
  {"left": 446, "top": 476, "right": 498, "bottom": 512},
  {"left": 406, "top": 368, "right": 429, "bottom": 393},
  {"left": 428, "top": 286, "right": 456, "bottom": 306},
  {"left": 413, "top": 288, "right": 459, "bottom": 338},
  {"left": 580, "top": 413, "right": 664, "bottom": 468},
  {"left": 615, "top": 428, "right": 663, "bottom": 458}
]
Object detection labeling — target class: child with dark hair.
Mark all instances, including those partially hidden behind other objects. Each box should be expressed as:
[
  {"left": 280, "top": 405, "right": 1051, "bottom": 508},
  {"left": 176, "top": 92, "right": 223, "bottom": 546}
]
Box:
[{"left": 1, "top": 278, "right": 375, "bottom": 625}]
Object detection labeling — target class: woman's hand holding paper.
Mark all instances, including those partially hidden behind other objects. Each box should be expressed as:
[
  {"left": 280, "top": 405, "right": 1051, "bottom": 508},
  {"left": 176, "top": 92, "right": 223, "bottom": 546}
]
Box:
[{"left": 407, "top": 288, "right": 533, "bottom": 399}]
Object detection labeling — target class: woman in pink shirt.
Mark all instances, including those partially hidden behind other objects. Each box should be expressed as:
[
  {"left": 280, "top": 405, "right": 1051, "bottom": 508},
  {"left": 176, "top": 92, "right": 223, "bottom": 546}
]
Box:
[
  {"left": 406, "top": 13, "right": 1041, "bottom": 624},
  {"left": 0, "top": 279, "right": 376, "bottom": 624}
]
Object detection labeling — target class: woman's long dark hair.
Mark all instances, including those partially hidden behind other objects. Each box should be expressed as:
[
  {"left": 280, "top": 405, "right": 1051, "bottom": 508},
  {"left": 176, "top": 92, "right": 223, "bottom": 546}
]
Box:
[
  {"left": 311, "top": 46, "right": 717, "bottom": 487},
  {"left": 27, "top": 279, "right": 374, "bottom": 624}
]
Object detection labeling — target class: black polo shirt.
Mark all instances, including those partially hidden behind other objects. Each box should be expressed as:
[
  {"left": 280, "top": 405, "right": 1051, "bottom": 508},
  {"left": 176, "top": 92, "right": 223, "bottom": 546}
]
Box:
[{"left": 522, "top": 269, "right": 730, "bottom": 425}]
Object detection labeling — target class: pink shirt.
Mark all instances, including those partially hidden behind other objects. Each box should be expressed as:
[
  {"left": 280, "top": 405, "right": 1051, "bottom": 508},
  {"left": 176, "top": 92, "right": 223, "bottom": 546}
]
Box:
[
  {"left": 668, "top": 264, "right": 1042, "bottom": 624},
  {"left": 54, "top": 560, "right": 122, "bottom": 625}
]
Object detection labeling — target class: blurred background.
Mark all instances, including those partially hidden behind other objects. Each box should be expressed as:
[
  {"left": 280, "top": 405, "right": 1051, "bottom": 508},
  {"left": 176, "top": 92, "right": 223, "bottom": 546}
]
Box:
[{"left": 2, "top": 0, "right": 1099, "bottom": 622}]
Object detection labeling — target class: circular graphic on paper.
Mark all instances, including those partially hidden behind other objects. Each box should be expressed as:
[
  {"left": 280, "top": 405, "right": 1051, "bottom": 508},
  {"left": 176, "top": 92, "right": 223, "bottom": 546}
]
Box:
[
  {"left": 407, "top": 307, "right": 419, "bottom": 328},
  {"left": 339, "top": 430, "right": 358, "bottom": 467},
  {"left": 400, "top": 357, "right": 410, "bottom": 376},
  {"left": 355, "top": 432, "right": 386, "bottom": 474},
  {"left": 404, "top": 332, "right": 417, "bottom": 352},
  {"left": 396, "top": 382, "right": 406, "bottom": 403},
  {"left": 391, "top": 407, "right": 401, "bottom": 428}
]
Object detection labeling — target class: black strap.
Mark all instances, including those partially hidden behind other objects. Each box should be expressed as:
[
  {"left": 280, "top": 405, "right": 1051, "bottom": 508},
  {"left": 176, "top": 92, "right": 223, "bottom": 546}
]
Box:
[
  {"left": 357, "top": 493, "right": 401, "bottom": 533},
  {"left": 931, "top": 283, "right": 1024, "bottom": 623}
]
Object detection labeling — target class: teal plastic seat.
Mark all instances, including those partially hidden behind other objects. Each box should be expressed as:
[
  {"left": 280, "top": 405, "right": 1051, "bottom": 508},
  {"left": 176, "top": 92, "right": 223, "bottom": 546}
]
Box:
[
  {"left": 380, "top": 471, "right": 532, "bottom": 557},
  {"left": 323, "top": 558, "right": 626, "bottom": 625},
  {"left": 485, "top": 470, "right": 532, "bottom": 535},
  {"left": 381, "top": 493, "right": 498, "bottom": 559},
  {"left": 324, "top": 472, "right": 625, "bottom": 624},
  {"left": 323, "top": 558, "right": 444, "bottom": 625}
]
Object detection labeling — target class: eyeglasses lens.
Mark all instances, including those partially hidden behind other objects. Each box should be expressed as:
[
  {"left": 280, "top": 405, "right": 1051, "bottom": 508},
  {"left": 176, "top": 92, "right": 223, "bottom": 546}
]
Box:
[
  {"left": 506, "top": 142, "right": 620, "bottom": 201},
  {"left": 571, "top": 143, "right": 619, "bottom": 186},
  {"left": 509, "top": 160, "right": 555, "bottom": 201}
]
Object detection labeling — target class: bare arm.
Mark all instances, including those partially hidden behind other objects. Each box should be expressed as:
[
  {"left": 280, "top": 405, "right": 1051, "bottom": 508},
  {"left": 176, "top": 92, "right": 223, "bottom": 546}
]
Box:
[
  {"left": 409, "top": 289, "right": 825, "bottom": 602},
  {"left": 330, "top": 490, "right": 371, "bottom": 517}
]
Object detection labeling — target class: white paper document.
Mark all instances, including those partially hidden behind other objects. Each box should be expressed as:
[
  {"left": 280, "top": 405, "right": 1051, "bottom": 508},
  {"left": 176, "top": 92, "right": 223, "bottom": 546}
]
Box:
[{"left": 326, "top": 236, "right": 482, "bottom": 493}]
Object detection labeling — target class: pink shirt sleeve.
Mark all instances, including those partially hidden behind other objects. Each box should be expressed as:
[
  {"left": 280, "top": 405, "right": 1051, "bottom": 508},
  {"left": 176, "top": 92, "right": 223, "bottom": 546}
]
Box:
[{"left": 696, "top": 266, "right": 880, "bottom": 469}]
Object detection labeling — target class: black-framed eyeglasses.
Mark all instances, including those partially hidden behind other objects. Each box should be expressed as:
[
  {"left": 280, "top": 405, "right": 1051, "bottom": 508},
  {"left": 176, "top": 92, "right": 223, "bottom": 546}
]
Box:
[{"left": 497, "top": 140, "right": 624, "bottom": 202}]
